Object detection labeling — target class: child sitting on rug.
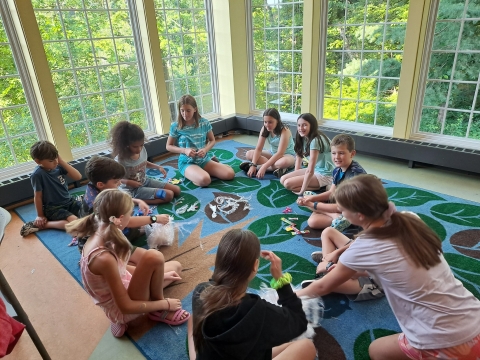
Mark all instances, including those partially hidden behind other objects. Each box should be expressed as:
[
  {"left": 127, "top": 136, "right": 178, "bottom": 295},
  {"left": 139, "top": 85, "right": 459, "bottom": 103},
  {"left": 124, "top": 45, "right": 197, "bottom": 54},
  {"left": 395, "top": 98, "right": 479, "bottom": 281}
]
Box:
[
  {"left": 187, "top": 229, "right": 316, "bottom": 360},
  {"left": 296, "top": 134, "right": 366, "bottom": 231},
  {"left": 239, "top": 108, "right": 296, "bottom": 179},
  {"left": 297, "top": 175, "right": 480, "bottom": 359},
  {"left": 166, "top": 95, "right": 235, "bottom": 187},
  {"left": 66, "top": 189, "right": 189, "bottom": 338},
  {"left": 77, "top": 155, "right": 172, "bottom": 251},
  {"left": 109, "top": 121, "right": 180, "bottom": 204},
  {"left": 20, "top": 141, "right": 83, "bottom": 237},
  {"left": 280, "top": 113, "right": 334, "bottom": 194}
]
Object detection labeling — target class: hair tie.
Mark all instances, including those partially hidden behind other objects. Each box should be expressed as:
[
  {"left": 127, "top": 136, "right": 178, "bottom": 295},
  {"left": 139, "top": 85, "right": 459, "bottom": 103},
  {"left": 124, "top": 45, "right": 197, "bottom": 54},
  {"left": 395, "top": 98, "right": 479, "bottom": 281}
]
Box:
[
  {"left": 382, "top": 202, "right": 397, "bottom": 220},
  {"left": 109, "top": 216, "right": 122, "bottom": 227}
]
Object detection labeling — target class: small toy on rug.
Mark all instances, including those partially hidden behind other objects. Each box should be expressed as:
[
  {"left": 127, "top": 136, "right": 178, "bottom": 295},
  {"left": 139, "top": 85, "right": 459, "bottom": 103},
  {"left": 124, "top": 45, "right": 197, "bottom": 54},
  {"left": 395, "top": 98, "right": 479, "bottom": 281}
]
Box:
[
  {"left": 258, "top": 283, "right": 323, "bottom": 339},
  {"left": 281, "top": 217, "right": 310, "bottom": 235},
  {"left": 145, "top": 216, "right": 175, "bottom": 249},
  {"left": 168, "top": 178, "right": 183, "bottom": 185},
  {"left": 68, "top": 237, "right": 78, "bottom": 247},
  {"left": 282, "top": 206, "right": 293, "bottom": 214}
]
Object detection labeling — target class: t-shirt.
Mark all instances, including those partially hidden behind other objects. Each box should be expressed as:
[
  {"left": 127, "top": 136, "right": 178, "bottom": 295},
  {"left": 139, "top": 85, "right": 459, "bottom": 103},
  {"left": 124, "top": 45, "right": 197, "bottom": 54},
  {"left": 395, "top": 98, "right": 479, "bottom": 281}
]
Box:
[
  {"left": 303, "top": 136, "right": 335, "bottom": 176},
  {"left": 30, "top": 165, "right": 72, "bottom": 206},
  {"left": 82, "top": 182, "right": 100, "bottom": 215},
  {"left": 118, "top": 147, "right": 148, "bottom": 191},
  {"left": 332, "top": 160, "right": 367, "bottom": 186},
  {"left": 340, "top": 235, "right": 480, "bottom": 349},
  {"left": 169, "top": 118, "right": 213, "bottom": 164},
  {"left": 267, "top": 131, "right": 295, "bottom": 156}
]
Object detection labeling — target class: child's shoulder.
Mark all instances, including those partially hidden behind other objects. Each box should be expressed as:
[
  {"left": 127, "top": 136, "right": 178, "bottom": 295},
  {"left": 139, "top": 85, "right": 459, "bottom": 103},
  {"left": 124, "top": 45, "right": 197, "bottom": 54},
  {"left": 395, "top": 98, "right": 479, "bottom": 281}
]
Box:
[{"left": 349, "top": 160, "right": 367, "bottom": 175}]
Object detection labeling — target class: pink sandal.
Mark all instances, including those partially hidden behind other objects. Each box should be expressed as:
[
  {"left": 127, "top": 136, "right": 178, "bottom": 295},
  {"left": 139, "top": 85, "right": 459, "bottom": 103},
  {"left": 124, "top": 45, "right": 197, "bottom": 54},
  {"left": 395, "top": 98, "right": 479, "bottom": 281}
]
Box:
[{"left": 148, "top": 308, "right": 190, "bottom": 325}]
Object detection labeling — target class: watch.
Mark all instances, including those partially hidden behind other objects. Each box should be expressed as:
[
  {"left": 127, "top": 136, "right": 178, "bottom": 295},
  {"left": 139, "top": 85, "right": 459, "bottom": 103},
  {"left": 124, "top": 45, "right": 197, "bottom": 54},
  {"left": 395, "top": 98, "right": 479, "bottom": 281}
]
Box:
[{"left": 150, "top": 215, "right": 157, "bottom": 224}]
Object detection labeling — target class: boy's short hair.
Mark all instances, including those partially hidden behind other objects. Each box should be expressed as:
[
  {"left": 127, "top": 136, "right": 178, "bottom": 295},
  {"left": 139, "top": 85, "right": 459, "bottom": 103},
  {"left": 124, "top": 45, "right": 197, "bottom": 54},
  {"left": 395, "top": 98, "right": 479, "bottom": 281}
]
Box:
[
  {"left": 331, "top": 134, "right": 355, "bottom": 152},
  {"left": 30, "top": 141, "right": 58, "bottom": 160},
  {"left": 85, "top": 155, "right": 125, "bottom": 184}
]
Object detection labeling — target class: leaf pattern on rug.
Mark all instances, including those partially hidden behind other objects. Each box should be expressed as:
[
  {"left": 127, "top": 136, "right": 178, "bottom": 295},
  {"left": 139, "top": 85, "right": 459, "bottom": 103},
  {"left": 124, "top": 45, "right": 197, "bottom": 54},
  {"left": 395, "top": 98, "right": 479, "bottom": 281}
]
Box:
[
  {"left": 417, "top": 213, "right": 447, "bottom": 241},
  {"left": 210, "top": 177, "right": 262, "bottom": 193},
  {"left": 386, "top": 187, "right": 445, "bottom": 206},
  {"left": 430, "top": 203, "right": 480, "bottom": 226},
  {"left": 257, "top": 180, "right": 298, "bottom": 208},
  {"left": 155, "top": 192, "right": 199, "bottom": 220},
  {"left": 248, "top": 214, "right": 310, "bottom": 244}
]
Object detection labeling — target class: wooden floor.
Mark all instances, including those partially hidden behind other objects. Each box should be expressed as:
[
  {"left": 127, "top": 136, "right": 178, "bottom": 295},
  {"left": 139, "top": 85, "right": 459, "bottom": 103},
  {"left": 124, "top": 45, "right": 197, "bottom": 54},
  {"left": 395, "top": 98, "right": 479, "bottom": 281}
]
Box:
[{"left": 2, "top": 134, "right": 480, "bottom": 359}]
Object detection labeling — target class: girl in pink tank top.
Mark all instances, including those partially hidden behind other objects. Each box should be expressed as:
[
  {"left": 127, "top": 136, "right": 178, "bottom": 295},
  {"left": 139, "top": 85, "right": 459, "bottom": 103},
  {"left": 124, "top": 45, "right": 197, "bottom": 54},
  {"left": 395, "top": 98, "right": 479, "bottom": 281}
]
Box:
[{"left": 67, "top": 189, "right": 190, "bottom": 337}]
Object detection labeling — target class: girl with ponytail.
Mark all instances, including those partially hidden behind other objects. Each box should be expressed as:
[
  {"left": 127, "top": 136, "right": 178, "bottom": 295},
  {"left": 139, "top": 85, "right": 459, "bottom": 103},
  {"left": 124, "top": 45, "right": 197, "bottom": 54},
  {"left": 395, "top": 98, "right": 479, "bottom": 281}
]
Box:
[
  {"left": 297, "top": 175, "right": 480, "bottom": 359},
  {"left": 188, "top": 229, "right": 316, "bottom": 360},
  {"left": 66, "top": 189, "right": 189, "bottom": 338}
]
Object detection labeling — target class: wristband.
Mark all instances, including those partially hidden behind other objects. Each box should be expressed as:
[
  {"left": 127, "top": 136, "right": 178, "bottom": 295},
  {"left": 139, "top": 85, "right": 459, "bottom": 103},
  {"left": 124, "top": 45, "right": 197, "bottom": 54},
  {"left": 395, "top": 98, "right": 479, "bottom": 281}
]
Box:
[
  {"left": 313, "top": 202, "right": 318, "bottom": 210},
  {"left": 251, "top": 162, "right": 257, "bottom": 167},
  {"left": 270, "top": 272, "right": 292, "bottom": 290}
]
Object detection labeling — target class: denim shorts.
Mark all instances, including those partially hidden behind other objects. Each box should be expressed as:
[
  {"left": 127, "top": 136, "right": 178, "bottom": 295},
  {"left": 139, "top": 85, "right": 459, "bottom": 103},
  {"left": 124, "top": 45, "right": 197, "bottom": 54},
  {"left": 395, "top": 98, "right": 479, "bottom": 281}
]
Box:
[
  {"left": 44, "top": 198, "right": 82, "bottom": 221},
  {"left": 128, "top": 178, "right": 167, "bottom": 200}
]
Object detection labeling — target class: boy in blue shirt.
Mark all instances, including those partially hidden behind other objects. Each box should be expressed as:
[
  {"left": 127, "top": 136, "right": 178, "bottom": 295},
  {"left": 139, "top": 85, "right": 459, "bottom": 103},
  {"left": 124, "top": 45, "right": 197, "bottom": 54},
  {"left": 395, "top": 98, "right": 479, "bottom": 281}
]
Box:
[
  {"left": 20, "top": 141, "right": 83, "bottom": 236},
  {"left": 297, "top": 134, "right": 366, "bottom": 230}
]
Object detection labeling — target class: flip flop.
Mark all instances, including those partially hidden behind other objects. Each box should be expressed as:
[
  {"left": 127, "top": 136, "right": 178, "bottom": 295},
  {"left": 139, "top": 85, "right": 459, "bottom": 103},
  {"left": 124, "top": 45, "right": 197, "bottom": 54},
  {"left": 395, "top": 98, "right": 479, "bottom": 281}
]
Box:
[{"left": 148, "top": 308, "right": 190, "bottom": 325}]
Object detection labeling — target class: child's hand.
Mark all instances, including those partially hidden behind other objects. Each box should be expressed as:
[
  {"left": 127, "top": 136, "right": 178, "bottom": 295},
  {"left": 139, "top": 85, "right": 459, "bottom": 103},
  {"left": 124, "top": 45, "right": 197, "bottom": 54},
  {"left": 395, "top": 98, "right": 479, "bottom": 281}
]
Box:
[
  {"left": 323, "top": 251, "right": 340, "bottom": 264},
  {"left": 260, "top": 250, "right": 283, "bottom": 280},
  {"left": 256, "top": 165, "right": 266, "bottom": 179},
  {"left": 184, "top": 148, "right": 196, "bottom": 157},
  {"left": 156, "top": 165, "right": 167, "bottom": 177},
  {"left": 164, "top": 271, "right": 181, "bottom": 282},
  {"left": 195, "top": 148, "right": 206, "bottom": 158},
  {"left": 128, "top": 180, "right": 142, "bottom": 188},
  {"left": 247, "top": 165, "right": 257, "bottom": 178},
  {"left": 137, "top": 200, "right": 149, "bottom": 215},
  {"left": 155, "top": 214, "right": 170, "bottom": 225},
  {"left": 34, "top": 216, "right": 47, "bottom": 229}
]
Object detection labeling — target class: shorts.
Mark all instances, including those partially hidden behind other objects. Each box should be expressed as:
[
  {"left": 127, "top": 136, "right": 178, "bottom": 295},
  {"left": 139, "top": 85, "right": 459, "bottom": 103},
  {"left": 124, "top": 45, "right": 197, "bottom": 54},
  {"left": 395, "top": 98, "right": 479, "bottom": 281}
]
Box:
[
  {"left": 44, "top": 198, "right": 82, "bottom": 221},
  {"left": 128, "top": 178, "right": 167, "bottom": 200},
  {"left": 347, "top": 277, "right": 385, "bottom": 302},
  {"left": 313, "top": 173, "right": 333, "bottom": 188},
  {"left": 398, "top": 332, "right": 480, "bottom": 359},
  {"left": 178, "top": 156, "right": 211, "bottom": 176}
]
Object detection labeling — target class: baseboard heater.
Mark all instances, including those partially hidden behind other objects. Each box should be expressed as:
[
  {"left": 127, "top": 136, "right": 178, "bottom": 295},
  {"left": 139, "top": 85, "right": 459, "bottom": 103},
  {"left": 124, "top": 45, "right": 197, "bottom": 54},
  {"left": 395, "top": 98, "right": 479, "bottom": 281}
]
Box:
[{"left": 1, "top": 115, "right": 479, "bottom": 208}]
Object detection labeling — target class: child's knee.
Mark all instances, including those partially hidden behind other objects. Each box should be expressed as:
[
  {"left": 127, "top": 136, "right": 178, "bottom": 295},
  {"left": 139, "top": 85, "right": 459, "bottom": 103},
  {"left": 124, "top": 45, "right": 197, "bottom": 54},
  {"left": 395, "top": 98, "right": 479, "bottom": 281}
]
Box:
[
  {"left": 196, "top": 175, "right": 211, "bottom": 187},
  {"left": 307, "top": 216, "right": 316, "bottom": 228},
  {"left": 145, "top": 249, "right": 165, "bottom": 265},
  {"left": 172, "top": 185, "right": 181, "bottom": 197},
  {"left": 282, "top": 178, "right": 293, "bottom": 189},
  {"left": 321, "top": 226, "right": 334, "bottom": 239},
  {"left": 171, "top": 261, "right": 182, "bottom": 273},
  {"left": 245, "top": 150, "right": 254, "bottom": 160},
  {"left": 224, "top": 167, "right": 235, "bottom": 180}
]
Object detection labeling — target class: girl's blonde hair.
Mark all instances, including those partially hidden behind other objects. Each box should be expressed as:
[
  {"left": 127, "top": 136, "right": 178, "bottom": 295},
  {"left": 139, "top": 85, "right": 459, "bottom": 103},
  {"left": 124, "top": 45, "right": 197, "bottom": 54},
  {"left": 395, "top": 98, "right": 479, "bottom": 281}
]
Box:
[
  {"left": 66, "top": 189, "right": 133, "bottom": 262},
  {"left": 177, "top": 94, "right": 201, "bottom": 129},
  {"left": 193, "top": 229, "right": 260, "bottom": 351},
  {"left": 335, "top": 174, "right": 442, "bottom": 269}
]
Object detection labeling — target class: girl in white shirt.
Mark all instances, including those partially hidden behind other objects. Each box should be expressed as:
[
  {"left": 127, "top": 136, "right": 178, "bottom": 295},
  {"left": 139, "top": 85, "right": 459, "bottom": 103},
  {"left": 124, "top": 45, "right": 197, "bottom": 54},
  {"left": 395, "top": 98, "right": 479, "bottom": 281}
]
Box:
[{"left": 297, "top": 174, "right": 480, "bottom": 360}]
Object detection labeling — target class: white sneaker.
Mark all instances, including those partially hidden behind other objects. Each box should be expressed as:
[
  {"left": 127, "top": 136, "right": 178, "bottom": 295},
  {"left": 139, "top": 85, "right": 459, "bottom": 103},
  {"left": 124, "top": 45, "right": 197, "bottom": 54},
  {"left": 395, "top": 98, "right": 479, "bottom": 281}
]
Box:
[{"left": 0, "top": 207, "right": 12, "bottom": 242}]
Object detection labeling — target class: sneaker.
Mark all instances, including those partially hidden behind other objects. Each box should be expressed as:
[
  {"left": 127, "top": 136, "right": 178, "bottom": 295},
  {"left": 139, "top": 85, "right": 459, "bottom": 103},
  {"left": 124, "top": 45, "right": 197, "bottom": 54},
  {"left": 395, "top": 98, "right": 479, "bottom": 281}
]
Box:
[
  {"left": 111, "top": 322, "right": 127, "bottom": 338},
  {"left": 331, "top": 215, "right": 351, "bottom": 232},
  {"left": 311, "top": 251, "right": 323, "bottom": 264},
  {"left": 239, "top": 161, "right": 252, "bottom": 173},
  {"left": 301, "top": 279, "right": 316, "bottom": 289},
  {"left": 273, "top": 168, "right": 288, "bottom": 178},
  {"left": 0, "top": 207, "right": 12, "bottom": 242},
  {"left": 20, "top": 221, "right": 40, "bottom": 237}
]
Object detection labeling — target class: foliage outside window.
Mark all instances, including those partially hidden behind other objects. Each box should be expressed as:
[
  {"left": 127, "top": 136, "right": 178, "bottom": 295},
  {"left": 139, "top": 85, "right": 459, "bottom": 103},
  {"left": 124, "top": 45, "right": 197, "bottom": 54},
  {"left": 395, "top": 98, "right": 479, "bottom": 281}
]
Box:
[
  {"left": 0, "top": 15, "right": 38, "bottom": 170},
  {"left": 154, "top": 0, "right": 215, "bottom": 122},
  {"left": 251, "top": 0, "right": 303, "bottom": 114},
  {"left": 323, "top": 0, "right": 409, "bottom": 127},
  {"left": 33, "top": 0, "right": 148, "bottom": 150},
  {"left": 418, "top": 0, "right": 480, "bottom": 140}
]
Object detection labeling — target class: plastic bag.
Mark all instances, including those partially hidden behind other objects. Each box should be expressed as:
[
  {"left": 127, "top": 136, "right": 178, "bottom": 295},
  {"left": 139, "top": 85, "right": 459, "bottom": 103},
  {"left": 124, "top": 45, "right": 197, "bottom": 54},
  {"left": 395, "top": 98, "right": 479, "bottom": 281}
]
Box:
[
  {"left": 258, "top": 283, "right": 324, "bottom": 339},
  {"left": 145, "top": 216, "right": 175, "bottom": 249}
]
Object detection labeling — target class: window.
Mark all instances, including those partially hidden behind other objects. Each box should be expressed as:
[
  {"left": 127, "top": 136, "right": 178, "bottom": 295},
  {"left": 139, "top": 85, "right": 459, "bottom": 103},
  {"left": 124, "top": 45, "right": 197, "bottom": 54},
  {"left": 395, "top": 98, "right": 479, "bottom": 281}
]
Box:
[
  {"left": 33, "top": 0, "right": 148, "bottom": 150},
  {"left": 416, "top": 0, "right": 480, "bottom": 141},
  {"left": 250, "top": 0, "right": 303, "bottom": 114},
  {"left": 0, "top": 12, "right": 39, "bottom": 171},
  {"left": 154, "top": 0, "right": 217, "bottom": 122},
  {"left": 322, "top": 0, "right": 409, "bottom": 127}
]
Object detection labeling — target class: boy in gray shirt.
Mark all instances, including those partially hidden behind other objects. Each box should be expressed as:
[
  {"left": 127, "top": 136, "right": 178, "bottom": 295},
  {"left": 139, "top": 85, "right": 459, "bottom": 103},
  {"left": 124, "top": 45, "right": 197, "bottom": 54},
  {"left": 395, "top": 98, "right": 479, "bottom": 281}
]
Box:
[{"left": 20, "top": 141, "right": 83, "bottom": 237}]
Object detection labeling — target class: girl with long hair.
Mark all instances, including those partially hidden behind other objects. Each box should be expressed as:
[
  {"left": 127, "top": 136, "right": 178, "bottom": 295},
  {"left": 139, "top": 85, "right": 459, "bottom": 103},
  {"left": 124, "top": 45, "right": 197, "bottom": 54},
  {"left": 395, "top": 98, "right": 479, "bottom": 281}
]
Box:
[
  {"left": 66, "top": 189, "right": 190, "bottom": 338},
  {"left": 297, "top": 175, "right": 480, "bottom": 359},
  {"left": 109, "top": 121, "right": 181, "bottom": 204},
  {"left": 166, "top": 95, "right": 235, "bottom": 187},
  {"left": 188, "top": 229, "right": 316, "bottom": 360},
  {"left": 240, "top": 108, "right": 296, "bottom": 179},
  {"left": 280, "top": 113, "right": 334, "bottom": 194}
]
